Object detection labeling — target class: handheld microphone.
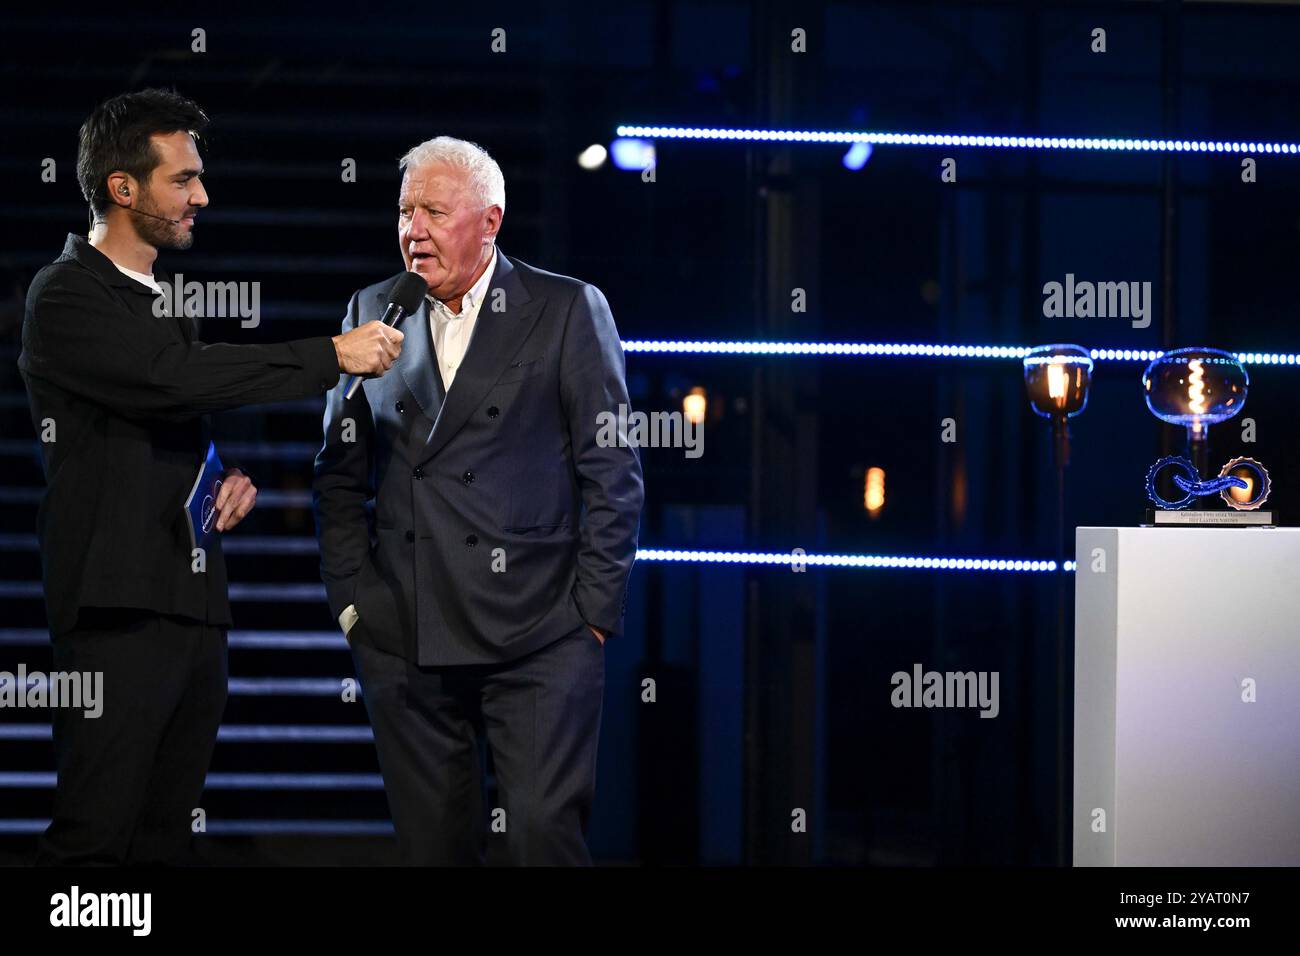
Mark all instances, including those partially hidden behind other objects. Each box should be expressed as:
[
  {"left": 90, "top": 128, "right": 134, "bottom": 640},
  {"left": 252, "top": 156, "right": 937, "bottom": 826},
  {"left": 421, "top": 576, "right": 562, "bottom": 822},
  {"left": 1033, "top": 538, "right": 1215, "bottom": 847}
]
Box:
[{"left": 343, "top": 271, "right": 427, "bottom": 400}]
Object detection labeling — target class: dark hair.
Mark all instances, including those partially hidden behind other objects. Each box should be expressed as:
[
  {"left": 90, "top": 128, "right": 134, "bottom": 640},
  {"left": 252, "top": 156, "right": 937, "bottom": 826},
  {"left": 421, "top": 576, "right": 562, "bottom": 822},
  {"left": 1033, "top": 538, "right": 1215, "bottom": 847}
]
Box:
[{"left": 76, "top": 88, "right": 209, "bottom": 217}]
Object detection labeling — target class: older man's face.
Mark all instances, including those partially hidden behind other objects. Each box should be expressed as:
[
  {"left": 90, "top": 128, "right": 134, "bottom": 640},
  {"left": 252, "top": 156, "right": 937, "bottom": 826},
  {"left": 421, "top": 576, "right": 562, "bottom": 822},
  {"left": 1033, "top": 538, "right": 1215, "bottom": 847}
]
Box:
[{"left": 398, "top": 162, "right": 500, "bottom": 303}]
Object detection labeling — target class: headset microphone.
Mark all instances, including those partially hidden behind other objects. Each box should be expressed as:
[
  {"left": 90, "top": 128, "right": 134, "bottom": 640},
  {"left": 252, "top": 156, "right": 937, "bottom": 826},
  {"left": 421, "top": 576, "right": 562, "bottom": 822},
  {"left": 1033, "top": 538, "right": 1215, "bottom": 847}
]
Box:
[
  {"left": 124, "top": 206, "right": 189, "bottom": 226},
  {"left": 118, "top": 188, "right": 190, "bottom": 225}
]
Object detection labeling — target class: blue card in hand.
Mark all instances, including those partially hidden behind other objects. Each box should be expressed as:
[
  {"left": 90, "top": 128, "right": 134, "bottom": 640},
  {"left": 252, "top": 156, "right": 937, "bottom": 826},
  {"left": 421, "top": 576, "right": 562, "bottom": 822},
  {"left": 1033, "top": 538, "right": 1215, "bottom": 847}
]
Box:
[{"left": 185, "top": 441, "right": 225, "bottom": 552}]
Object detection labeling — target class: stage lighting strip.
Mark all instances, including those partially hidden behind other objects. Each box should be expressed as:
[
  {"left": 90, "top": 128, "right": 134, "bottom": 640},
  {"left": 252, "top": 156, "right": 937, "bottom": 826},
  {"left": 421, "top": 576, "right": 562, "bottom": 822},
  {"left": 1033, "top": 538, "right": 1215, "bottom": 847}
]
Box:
[
  {"left": 0, "top": 819, "right": 395, "bottom": 835},
  {"left": 616, "top": 125, "right": 1300, "bottom": 155},
  {"left": 622, "top": 342, "right": 1300, "bottom": 364},
  {"left": 0, "top": 724, "right": 373, "bottom": 742},
  {"left": 0, "top": 549, "right": 1077, "bottom": 601},
  {"left": 637, "top": 549, "right": 1077, "bottom": 572},
  {"left": 0, "top": 772, "right": 383, "bottom": 789}
]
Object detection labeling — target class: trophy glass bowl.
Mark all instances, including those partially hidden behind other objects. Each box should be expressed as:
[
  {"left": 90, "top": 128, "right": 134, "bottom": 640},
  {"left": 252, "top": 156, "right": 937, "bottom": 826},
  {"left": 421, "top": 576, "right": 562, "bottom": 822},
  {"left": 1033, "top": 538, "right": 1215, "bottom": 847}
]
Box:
[{"left": 1142, "top": 347, "right": 1270, "bottom": 518}]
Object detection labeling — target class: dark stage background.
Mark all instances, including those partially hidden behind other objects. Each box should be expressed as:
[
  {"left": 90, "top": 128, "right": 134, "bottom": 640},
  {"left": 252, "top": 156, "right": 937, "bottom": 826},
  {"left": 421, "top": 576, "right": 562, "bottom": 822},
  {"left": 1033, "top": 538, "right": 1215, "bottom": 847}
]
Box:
[{"left": 2, "top": 1, "right": 1299, "bottom": 865}]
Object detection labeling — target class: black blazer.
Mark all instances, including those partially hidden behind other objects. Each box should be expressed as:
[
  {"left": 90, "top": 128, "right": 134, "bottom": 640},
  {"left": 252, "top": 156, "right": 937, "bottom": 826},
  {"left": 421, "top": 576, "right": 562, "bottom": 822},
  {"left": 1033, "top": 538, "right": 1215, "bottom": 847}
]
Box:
[
  {"left": 312, "top": 249, "right": 644, "bottom": 666},
  {"left": 18, "top": 234, "right": 341, "bottom": 635}
]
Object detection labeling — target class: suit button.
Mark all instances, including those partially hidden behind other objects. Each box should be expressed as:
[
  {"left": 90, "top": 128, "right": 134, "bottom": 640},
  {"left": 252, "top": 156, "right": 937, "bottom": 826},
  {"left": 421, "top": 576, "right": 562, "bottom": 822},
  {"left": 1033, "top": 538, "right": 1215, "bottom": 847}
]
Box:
[
  {"left": 413, "top": 467, "right": 424, "bottom": 479},
  {"left": 487, "top": 406, "right": 499, "bottom": 418},
  {"left": 396, "top": 400, "right": 405, "bottom": 414},
  {"left": 405, "top": 531, "right": 415, "bottom": 542},
  {"left": 462, "top": 470, "right": 475, "bottom": 484},
  {"left": 465, "top": 534, "right": 478, "bottom": 547}
]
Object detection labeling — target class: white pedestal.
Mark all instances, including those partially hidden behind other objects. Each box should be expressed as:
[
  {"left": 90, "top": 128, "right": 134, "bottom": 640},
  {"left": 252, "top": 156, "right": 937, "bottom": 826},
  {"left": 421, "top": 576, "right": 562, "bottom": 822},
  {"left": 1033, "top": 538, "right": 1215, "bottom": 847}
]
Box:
[{"left": 1074, "top": 526, "right": 1300, "bottom": 866}]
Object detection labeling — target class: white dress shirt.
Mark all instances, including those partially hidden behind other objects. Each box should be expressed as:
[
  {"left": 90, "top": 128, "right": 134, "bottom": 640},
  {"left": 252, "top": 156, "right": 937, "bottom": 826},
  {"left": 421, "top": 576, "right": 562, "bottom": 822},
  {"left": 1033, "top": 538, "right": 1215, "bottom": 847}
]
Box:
[{"left": 428, "top": 245, "right": 497, "bottom": 392}]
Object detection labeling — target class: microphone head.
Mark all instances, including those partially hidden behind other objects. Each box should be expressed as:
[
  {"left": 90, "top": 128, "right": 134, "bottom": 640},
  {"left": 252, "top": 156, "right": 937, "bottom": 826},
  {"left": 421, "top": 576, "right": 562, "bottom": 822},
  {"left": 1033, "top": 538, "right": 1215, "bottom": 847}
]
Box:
[{"left": 390, "top": 271, "right": 428, "bottom": 314}]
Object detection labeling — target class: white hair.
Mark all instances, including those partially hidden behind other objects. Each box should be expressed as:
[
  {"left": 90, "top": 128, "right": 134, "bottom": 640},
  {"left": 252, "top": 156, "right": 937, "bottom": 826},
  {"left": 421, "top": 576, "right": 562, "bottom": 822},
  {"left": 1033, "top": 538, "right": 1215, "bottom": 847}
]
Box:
[{"left": 398, "top": 136, "right": 505, "bottom": 215}]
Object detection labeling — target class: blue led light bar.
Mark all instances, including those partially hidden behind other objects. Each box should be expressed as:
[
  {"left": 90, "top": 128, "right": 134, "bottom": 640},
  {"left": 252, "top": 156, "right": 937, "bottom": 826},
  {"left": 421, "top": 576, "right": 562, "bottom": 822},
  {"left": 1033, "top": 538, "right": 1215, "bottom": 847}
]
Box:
[
  {"left": 0, "top": 772, "right": 385, "bottom": 790},
  {"left": 621, "top": 342, "right": 1300, "bottom": 365},
  {"left": 637, "top": 549, "right": 1077, "bottom": 572},
  {"left": 623, "top": 341, "right": 1036, "bottom": 358},
  {"left": 0, "top": 724, "right": 375, "bottom": 742},
  {"left": 617, "top": 125, "right": 1300, "bottom": 155},
  {"left": 0, "top": 819, "right": 397, "bottom": 835}
]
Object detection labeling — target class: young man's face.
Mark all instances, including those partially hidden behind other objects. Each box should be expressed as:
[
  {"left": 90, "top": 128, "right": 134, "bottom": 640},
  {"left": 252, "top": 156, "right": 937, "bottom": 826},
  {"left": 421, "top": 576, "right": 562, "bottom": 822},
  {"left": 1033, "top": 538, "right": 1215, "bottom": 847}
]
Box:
[
  {"left": 128, "top": 131, "right": 208, "bottom": 250},
  {"left": 398, "top": 162, "right": 500, "bottom": 302}
]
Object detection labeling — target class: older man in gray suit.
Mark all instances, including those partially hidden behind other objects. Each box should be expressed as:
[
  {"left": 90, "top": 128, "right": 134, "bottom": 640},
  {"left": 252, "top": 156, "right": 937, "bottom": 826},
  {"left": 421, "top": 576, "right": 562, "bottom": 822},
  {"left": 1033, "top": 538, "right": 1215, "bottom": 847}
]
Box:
[{"left": 312, "top": 136, "right": 643, "bottom": 865}]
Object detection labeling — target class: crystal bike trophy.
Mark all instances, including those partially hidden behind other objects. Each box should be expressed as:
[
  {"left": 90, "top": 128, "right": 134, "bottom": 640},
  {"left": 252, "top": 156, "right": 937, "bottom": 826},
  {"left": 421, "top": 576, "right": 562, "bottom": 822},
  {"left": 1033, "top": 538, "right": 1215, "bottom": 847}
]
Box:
[{"left": 1142, "top": 347, "right": 1273, "bottom": 526}]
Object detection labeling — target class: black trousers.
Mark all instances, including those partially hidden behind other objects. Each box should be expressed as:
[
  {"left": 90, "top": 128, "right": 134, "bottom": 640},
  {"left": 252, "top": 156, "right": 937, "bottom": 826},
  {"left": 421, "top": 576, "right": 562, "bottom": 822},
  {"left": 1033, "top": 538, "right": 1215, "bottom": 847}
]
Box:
[
  {"left": 35, "top": 608, "right": 228, "bottom": 866},
  {"left": 351, "top": 622, "right": 605, "bottom": 866}
]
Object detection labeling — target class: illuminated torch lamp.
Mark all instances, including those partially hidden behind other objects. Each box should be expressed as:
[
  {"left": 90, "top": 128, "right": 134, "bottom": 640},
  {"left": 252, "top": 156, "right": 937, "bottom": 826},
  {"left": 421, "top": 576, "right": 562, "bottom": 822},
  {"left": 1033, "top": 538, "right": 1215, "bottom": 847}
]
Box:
[
  {"left": 1022, "top": 343, "right": 1093, "bottom": 868},
  {"left": 1023, "top": 344, "right": 1093, "bottom": 467}
]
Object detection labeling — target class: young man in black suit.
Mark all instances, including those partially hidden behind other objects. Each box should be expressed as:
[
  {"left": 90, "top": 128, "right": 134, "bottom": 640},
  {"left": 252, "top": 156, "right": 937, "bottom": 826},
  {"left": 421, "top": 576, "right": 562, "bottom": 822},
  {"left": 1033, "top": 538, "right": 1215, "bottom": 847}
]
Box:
[{"left": 19, "top": 88, "right": 403, "bottom": 864}]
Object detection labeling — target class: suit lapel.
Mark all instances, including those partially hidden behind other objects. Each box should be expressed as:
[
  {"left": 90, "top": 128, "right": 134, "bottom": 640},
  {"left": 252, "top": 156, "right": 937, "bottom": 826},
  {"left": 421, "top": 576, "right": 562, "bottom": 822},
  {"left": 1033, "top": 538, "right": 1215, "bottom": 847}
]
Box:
[
  {"left": 156, "top": 270, "right": 192, "bottom": 343},
  {"left": 129, "top": 263, "right": 192, "bottom": 344},
  {"left": 419, "top": 249, "right": 545, "bottom": 462}
]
